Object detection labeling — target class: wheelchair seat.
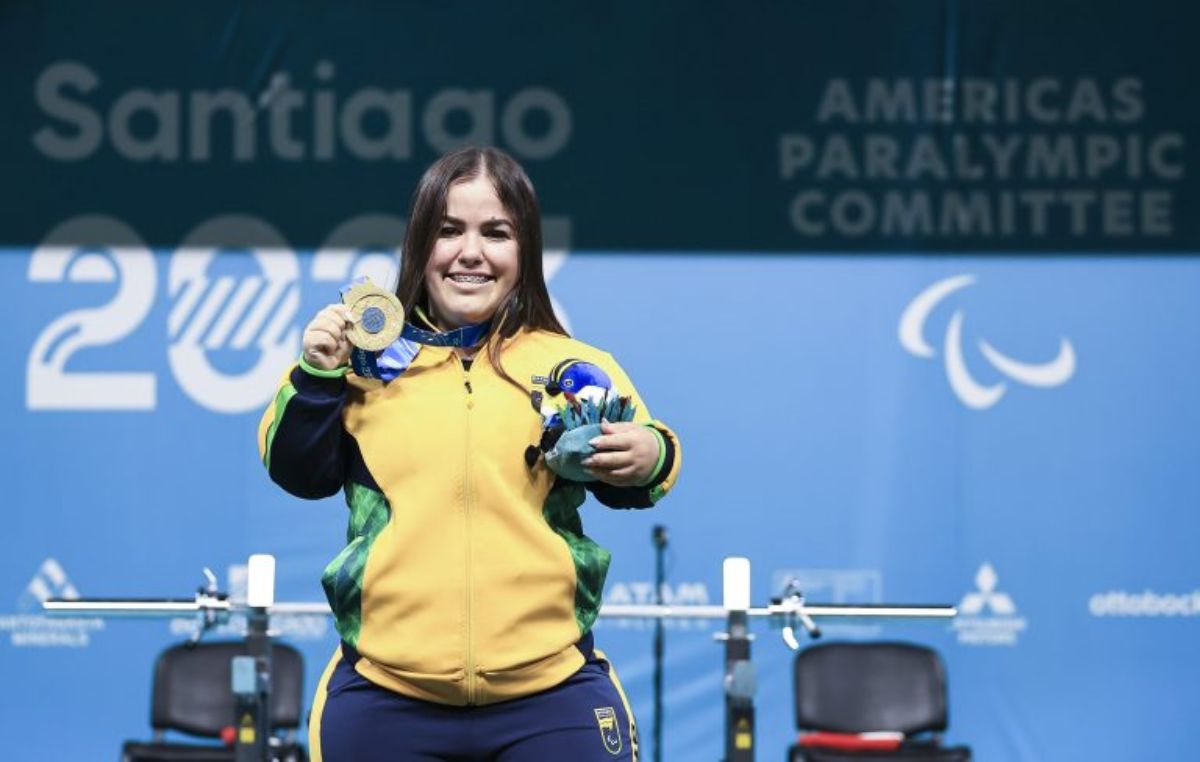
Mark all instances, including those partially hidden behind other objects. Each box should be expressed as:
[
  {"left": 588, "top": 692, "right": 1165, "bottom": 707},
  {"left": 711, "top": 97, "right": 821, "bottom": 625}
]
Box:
[
  {"left": 121, "top": 640, "right": 307, "bottom": 762},
  {"left": 789, "top": 641, "right": 971, "bottom": 762}
]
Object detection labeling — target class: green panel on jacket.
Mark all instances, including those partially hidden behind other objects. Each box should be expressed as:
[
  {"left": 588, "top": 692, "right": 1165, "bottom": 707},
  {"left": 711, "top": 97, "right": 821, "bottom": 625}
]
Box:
[
  {"left": 543, "top": 480, "right": 611, "bottom": 633},
  {"left": 322, "top": 481, "right": 392, "bottom": 648}
]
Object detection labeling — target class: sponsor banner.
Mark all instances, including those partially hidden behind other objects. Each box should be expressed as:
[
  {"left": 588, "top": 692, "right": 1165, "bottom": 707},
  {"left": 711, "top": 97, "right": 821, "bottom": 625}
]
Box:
[
  {"left": 3, "top": 2, "right": 1200, "bottom": 251},
  {"left": 5, "top": 250, "right": 1200, "bottom": 761}
]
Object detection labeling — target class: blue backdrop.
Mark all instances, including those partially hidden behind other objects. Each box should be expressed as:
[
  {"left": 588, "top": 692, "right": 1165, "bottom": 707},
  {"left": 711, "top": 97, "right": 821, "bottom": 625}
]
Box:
[{"left": 2, "top": 2, "right": 1198, "bottom": 760}]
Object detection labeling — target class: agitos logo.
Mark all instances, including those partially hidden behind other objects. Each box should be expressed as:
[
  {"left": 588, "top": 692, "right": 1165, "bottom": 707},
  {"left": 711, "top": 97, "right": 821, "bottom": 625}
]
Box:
[{"left": 899, "top": 274, "right": 1076, "bottom": 409}]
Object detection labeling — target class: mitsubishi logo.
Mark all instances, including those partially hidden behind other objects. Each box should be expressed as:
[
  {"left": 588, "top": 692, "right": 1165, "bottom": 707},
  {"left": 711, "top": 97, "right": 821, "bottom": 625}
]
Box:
[
  {"left": 959, "top": 563, "right": 1016, "bottom": 616},
  {"left": 953, "top": 562, "right": 1028, "bottom": 646}
]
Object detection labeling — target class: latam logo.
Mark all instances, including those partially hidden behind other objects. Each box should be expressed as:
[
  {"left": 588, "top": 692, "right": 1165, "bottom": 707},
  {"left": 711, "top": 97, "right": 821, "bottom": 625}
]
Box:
[
  {"left": 899, "top": 275, "right": 1076, "bottom": 410},
  {"left": 598, "top": 581, "right": 712, "bottom": 631},
  {"left": 952, "top": 563, "right": 1027, "bottom": 646}
]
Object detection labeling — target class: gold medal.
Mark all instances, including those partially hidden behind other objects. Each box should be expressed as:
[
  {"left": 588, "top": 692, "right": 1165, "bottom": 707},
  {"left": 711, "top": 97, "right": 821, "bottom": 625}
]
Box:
[{"left": 342, "top": 278, "right": 405, "bottom": 351}]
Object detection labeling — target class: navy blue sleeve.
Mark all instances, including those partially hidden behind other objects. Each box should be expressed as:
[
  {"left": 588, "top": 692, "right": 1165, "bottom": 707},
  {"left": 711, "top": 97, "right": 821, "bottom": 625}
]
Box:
[
  {"left": 585, "top": 426, "right": 678, "bottom": 510},
  {"left": 262, "top": 366, "right": 349, "bottom": 499}
]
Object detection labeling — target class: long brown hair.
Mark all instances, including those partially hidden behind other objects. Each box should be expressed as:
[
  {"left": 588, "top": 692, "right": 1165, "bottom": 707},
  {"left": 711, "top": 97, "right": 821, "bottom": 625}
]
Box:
[{"left": 396, "top": 147, "right": 567, "bottom": 387}]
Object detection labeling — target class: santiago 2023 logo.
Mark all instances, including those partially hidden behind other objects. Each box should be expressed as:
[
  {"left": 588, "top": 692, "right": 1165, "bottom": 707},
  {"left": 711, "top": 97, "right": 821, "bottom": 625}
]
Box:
[{"left": 25, "top": 215, "right": 571, "bottom": 414}]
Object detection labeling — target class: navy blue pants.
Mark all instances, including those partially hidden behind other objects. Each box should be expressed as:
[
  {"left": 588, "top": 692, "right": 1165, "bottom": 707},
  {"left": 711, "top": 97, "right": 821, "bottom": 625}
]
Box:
[{"left": 310, "top": 641, "right": 638, "bottom": 761}]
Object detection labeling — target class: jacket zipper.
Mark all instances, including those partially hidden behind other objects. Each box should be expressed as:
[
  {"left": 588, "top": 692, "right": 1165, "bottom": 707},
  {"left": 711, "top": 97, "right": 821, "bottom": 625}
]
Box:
[{"left": 458, "top": 352, "right": 477, "bottom": 704}]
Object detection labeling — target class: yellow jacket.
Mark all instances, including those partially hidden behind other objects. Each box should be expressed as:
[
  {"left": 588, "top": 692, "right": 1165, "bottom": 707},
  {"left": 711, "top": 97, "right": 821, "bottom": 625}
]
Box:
[{"left": 258, "top": 328, "right": 680, "bottom": 706}]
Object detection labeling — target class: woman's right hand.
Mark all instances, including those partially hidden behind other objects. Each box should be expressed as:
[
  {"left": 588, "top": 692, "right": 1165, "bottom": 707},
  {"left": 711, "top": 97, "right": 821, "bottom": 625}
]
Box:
[{"left": 302, "top": 304, "right": 356, "bottom": 370}]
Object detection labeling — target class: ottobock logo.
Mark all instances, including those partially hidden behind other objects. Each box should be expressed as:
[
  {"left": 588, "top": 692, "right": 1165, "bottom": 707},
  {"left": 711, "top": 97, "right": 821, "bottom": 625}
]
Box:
[
  {"left": 952, "top": 563, "right": 1027, "bottom": 646},
  {"left": 1090, "top": 589, "right": 1200, "bottom": 618},
  {"left": 0, "top": 559, "right": 104, "bottom": 648},
  {"left": 899, "top": 275, "right": 1075, "bottom": 410}
]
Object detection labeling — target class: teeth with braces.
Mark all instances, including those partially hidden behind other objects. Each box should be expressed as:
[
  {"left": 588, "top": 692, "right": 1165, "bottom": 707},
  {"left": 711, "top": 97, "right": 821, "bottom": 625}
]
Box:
[{"left": 451, "top": 274, "right": 491, "bottom": 283}]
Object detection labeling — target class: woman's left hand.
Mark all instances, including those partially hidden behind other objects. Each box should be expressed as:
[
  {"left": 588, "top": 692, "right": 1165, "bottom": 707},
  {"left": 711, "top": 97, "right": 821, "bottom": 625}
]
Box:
[{"left": 583, "top": 421, "right": 661, "bottom": 487}]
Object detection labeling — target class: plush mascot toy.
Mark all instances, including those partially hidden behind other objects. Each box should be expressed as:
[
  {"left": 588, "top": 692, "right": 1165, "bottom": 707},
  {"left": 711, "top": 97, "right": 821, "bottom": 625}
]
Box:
[{"left": 533, "top": 360, "right": 636, "bottom": 482}]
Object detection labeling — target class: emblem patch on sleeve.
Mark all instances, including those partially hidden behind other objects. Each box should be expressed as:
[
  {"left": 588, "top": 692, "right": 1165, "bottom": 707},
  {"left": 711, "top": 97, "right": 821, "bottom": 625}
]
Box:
[{"left": 593, "top": 706, "right": 623, "bottom": 755}]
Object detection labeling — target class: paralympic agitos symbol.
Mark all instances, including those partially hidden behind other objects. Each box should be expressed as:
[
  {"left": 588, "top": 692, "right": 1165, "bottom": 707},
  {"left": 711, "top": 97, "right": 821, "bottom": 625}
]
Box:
[{"left": 899, "top": 274, "right": 1076, "bottom": 410}]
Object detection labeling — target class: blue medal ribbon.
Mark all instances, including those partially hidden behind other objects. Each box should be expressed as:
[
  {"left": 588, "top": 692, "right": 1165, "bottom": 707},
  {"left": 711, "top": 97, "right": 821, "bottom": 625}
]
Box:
[
  {"left": 350, "top": 321, "right": 491, "bottom": 381},
  {"left": 350, "top": 313, "right": 491, "bottom": 382}
]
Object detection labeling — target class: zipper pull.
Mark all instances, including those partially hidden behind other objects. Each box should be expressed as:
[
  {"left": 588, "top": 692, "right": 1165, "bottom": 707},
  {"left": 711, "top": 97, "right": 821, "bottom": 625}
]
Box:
[{"left": 458, "top": 351, "right": 474, "bottom": 395}]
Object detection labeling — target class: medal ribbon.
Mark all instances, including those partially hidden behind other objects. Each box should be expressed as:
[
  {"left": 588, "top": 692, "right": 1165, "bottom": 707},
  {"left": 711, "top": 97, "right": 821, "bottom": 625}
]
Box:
[
  {"left": 339, "top": 279, "right": 490, "bottom": 381},
  {"left": 350, "top": 316, "right": 491, "bottom": 382}
]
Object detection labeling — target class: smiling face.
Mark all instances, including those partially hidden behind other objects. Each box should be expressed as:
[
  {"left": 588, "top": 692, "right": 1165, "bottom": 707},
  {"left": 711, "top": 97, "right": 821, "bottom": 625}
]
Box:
[{"left": 422, "top": 174, "right": 520, "bottom": 329}]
